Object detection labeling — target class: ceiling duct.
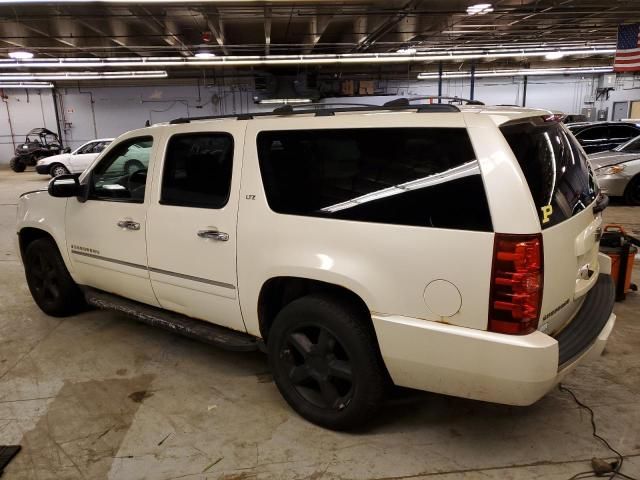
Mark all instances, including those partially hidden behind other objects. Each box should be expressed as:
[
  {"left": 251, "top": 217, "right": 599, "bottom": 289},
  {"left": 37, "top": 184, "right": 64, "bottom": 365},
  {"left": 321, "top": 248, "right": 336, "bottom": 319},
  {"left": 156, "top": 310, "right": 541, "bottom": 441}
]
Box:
[{"left": 253, "top": 73, "right": 319, "bottom": 104}]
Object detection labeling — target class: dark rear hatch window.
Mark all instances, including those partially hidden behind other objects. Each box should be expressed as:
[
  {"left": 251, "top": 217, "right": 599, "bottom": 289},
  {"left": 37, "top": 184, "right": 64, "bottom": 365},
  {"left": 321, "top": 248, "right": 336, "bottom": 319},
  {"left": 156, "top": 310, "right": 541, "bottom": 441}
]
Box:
[{"left": 500, "top": 118, "right": 597, "bottom": 228}]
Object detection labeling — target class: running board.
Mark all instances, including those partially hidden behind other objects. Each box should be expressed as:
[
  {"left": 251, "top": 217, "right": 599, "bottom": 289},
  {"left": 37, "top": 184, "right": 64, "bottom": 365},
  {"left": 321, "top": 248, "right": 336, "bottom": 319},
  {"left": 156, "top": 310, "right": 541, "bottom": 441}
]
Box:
[{"left": 83, "top": 287, "right": 259, "bottom": 352}]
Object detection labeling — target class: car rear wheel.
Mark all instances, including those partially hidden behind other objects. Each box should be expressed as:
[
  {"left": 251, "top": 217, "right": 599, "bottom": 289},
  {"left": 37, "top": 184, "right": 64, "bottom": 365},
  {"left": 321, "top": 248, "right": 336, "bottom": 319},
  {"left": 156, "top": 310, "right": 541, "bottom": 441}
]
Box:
[
  {"left": 267, "top": 293, "right": 386, "bottom": 430},
  {"left": 50, "top": 163, "right": 70, "bottom": 177},
  {"left": 9, "top": 157, "right": 26, "bottom": 172},
  {"left": 624, "top": 175, "right": 640, "bottom": 206},
  {"left": 24, "top": 238, "right": 85, "bottom": 316}
]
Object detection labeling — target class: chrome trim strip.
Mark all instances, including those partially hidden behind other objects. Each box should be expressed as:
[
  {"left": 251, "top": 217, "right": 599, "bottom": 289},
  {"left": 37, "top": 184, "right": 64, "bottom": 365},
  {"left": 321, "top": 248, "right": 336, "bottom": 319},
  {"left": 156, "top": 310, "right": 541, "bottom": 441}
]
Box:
[
  {"left": 72, "top": 250, "right": 147, "bottom": 270},
  {"left": 149, "top": 267, "right": 236, "bottom": 290},
  {"left": 71, "top": 250, "right": 236, "bottom": 290}
]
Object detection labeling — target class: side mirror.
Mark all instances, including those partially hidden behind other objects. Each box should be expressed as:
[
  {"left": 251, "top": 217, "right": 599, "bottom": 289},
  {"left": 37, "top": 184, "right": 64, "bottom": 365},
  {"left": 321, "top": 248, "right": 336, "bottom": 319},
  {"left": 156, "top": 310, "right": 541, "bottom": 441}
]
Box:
[
  {"left": 64, "top": 147, "right": 71, "bottom": 153},
  {"left": 48, "top": 174, "right": 80, "bottom": 198}
]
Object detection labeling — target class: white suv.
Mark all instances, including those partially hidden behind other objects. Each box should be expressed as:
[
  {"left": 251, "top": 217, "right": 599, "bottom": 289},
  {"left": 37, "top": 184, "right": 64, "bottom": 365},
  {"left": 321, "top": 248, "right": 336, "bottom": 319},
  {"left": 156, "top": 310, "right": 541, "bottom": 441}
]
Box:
[{"left": 16, "top": 102, "right": 616, "bottom": 430}]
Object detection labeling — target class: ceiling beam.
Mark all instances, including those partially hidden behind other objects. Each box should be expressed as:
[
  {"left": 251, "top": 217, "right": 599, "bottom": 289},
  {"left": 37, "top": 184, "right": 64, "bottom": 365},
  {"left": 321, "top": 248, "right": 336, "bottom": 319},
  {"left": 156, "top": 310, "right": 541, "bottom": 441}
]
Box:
[
  {"left": 129, "top": 7, "right": 191, "bottom": 57},
  {"left": 203, "top": 10, "right": 229, "bottom": 56},
  {"left": 9, "top": 19, "right": 100, "bottom": 57},
  {"left": 353, "top": 0, "right": 421, "bottom": 52},
  {"left": 306, "top": 13, "right": 334, "bottom": 54}
]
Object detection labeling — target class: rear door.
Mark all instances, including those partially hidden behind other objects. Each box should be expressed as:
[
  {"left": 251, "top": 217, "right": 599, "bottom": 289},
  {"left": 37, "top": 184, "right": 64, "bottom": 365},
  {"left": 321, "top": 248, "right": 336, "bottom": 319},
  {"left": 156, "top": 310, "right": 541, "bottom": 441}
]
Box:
[
  {"left": 501, "top": 118, "right": 600, "bottom": 335},
  {"left": 145, "top": 124, "right": 246, "bottom": 332}
]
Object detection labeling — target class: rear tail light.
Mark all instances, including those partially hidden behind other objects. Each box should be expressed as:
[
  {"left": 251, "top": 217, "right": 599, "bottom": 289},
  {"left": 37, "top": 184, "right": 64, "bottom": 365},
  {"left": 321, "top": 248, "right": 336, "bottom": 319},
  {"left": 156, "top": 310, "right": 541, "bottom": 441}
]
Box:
[{"left": 489, "top": 234, "right": 543, "bottom": 335}]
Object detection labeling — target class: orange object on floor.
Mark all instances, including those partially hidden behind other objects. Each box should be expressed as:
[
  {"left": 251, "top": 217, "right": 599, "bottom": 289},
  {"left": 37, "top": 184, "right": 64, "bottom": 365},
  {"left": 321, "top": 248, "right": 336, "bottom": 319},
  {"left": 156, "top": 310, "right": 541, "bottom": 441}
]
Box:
[{"left": 600, "top": 224, "right": 637, "bottom": 297}]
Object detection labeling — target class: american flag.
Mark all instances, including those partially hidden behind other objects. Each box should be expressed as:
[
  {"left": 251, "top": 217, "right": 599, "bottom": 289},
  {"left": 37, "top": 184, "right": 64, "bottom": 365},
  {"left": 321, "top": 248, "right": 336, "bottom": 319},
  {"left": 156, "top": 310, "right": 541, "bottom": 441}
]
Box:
[{"left": 614, "top": 23, "right": 640, "bottom": 72}]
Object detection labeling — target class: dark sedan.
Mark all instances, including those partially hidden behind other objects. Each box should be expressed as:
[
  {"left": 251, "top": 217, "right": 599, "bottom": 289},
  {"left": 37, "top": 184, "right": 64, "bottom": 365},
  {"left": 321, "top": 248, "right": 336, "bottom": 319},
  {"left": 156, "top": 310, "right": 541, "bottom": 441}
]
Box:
[{"left": 566, "top": 122, "right": 640, "bottom": 154}]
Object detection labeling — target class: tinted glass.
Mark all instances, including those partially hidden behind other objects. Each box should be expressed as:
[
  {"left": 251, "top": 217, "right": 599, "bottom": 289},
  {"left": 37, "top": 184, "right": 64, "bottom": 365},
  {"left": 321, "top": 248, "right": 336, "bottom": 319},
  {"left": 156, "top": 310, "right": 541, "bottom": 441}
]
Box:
[
  {"left": 77, "top": 142, "right": 96, "bottom": 154},
  {"left": 609, "top": 125, "right": 640, "bottom": 139},
  {"left": 617, "top": 135, "right": 640, "bottom": 152},
  {"left": 257, "top": 128, "right": 492, "bottom": 231},
  {"left": 576, "top": 126, "right": 607, "bottom": 142},
  {"left": 500, "top": 119, "right": 596, "bottom": 229},
  {"left": 161, "top": 133, "right": 234, "bottom": 209},
  {"left": 90, "top": 136, "right": 153, "bottom": 203}
]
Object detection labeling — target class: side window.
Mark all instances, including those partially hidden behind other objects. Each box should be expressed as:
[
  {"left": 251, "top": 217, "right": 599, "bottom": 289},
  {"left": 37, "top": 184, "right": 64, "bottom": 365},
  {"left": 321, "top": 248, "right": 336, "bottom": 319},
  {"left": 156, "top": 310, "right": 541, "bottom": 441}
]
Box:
[
  {"left": 160, "top": 132, "right": 234, "bottom": 209},
  {"left": 90, "top": 136, "right": 153, "bottom": 203},
  {"left": 256, "top": 128, "right": 492, "bottom": 231},
  {"left": 93, "top": 141, "right": 109, "bottom": 153},
  {"left": 576, "top": 127, "right": 606, "bottom": 142},
  {"left": 610, "top": 125, "right": 639, "bottom": 140},
  {"left": 78, "top": 142, "right": 96, "bottom": 154}
]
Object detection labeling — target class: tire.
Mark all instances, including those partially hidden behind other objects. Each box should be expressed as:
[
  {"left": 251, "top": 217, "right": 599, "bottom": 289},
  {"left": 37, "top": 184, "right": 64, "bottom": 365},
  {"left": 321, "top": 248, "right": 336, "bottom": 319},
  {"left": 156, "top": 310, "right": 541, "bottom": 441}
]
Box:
[
  {"left": 623, "top": 175, "right": 640, "bottom": 206},
  {"left": 50, "top": 163, "right": 70, "bottom": 177},
  {"left": 9, "top": 157, "right": 26, "bottom": 173},
  {"left": 267, "top": 293, "right": 386, "bottom": 430},
  {"left": 24, "top": 237, "right": 85, "bottom": 317},
  {"left": 124, "top": 159, "right": 144, "bottom": 175}
]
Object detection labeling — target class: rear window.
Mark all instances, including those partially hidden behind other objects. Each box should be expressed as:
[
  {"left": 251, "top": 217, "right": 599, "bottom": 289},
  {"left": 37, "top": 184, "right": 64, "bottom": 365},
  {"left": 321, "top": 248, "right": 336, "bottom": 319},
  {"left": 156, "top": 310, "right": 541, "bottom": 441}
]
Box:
[
  {"left": 500, "top": 118, "right": 596, "bottom": 229},
  {"left": 256, "top": 128, "right": 492, "bottom": 231}
]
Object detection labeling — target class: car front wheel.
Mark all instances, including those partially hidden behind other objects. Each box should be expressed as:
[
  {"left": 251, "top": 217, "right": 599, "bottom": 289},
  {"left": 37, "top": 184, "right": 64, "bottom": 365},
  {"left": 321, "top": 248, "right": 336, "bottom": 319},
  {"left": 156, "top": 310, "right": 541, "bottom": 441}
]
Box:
[
  {"left": 24, "top": 237, "right": 85, "bottom": 316},
  {"left": 50, "top": 163, "right": 70, "bottom": 177},
  {"left": 624, "top": 175, "right": 640, "bottom": 206},
  {"left": 268, "top": 293, "right": 386, "bottom": 430}
]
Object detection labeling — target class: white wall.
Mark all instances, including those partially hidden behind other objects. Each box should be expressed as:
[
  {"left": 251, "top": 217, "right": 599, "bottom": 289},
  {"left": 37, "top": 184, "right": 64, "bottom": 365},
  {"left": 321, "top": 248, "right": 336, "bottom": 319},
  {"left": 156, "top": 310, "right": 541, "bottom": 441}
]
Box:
[
  {"left": 1, "top": 90, "right": 57, "bottom": 165},
  {"left": 1, "top": 72, "right": 639, "bottom": 166}
]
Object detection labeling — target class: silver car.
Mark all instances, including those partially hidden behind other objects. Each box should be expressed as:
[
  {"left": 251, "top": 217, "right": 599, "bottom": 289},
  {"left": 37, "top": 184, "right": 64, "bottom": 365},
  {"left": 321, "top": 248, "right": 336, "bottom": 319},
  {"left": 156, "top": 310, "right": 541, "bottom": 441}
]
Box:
[{"left": 590, "top": 135, "right": 640, "bottom": 205}]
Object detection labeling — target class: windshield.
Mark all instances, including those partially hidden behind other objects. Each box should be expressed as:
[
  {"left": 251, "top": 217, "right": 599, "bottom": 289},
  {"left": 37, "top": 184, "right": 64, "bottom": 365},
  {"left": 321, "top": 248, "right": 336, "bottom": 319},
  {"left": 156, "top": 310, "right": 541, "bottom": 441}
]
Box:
[
  {"left": 614, "top": 135, "right": 640, "bottom": 152},
  {"left": 500, "top": 118, "right": 597, "bottom": 229}
]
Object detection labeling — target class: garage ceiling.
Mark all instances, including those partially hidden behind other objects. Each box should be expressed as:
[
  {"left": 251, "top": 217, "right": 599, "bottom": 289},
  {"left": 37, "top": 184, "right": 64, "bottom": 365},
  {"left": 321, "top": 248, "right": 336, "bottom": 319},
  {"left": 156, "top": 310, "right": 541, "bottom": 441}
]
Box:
[{"left": 0, "top": 0, "right": 636, "bottom": 79}]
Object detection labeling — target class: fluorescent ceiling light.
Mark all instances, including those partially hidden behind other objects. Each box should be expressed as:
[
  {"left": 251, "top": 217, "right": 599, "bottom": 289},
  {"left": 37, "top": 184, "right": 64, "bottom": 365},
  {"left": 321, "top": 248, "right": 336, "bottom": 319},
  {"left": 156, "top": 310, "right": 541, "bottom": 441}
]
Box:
[
  {"left": 467, "top": 3, "right": 494, "bottom": 15},
  {"left": 545, "top": 51, "right": 564, "bottom": 60},
  {"left": 194, "top": 50, "right": 216, "bottom": 59},
  {"left": 258, "top": 98, "right": 312, "bottom": 104},
  {"left": 8, "top": 51, "right": 33, "bottom": 60},
  {"left": 417, "top": 66, "right": 613, "bottom": 80},
  {"left": 0, "top": 70, "right": 167, "bottom": 81},
  {"left": 0, "top": 48, "right": 615, "bottom": 70},
  {"left": 396, "top": 48, "right": 417, "bottom": 55},
  {"left": 0, "top": 81, "right": 53, "bottom": 88}
]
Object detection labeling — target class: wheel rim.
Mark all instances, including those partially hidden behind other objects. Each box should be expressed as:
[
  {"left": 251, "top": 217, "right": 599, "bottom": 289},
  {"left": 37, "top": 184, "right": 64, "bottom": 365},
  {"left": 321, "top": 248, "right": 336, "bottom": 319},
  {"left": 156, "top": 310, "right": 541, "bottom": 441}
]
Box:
[
  {"left": 53, "top": 166, "right": 66, "bottom": 176},
  {"left": 28, "top": 251, "right": 60, "bottom": 303},
  {"left": 279, "top": 325, "right": 354, "bottom": 411}
]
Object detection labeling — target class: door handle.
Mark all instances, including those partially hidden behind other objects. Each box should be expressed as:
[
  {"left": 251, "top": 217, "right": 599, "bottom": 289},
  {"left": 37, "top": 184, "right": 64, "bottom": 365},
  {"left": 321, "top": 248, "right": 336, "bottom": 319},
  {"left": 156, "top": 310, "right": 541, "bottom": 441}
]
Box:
[
  {"left": 117, "top": 219, "right": 140, "bottom": 231},
  {"left": 197, "top": 229, "right": 229, "bottom": 241}
]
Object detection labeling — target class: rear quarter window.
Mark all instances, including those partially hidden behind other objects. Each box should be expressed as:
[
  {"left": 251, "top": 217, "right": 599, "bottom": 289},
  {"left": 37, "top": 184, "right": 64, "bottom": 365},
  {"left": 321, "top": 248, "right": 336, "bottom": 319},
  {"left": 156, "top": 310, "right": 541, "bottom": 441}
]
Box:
[
  {"left": 256, "top": 127, "right": 493, "bottom": 232},
  {"left": 500, "top": 118, "right": 597, "bottom": 228}
]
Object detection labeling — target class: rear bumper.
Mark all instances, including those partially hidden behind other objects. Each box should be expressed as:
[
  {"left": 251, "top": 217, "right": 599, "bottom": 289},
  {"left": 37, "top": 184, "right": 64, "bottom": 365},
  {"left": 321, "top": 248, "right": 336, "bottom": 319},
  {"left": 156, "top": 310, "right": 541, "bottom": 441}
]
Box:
[
  {"left": 35, "top": 164, "right": 51, "bottom": 175},
  {"left": 372, "top": 275, "right": 616, "bottom": 406}
]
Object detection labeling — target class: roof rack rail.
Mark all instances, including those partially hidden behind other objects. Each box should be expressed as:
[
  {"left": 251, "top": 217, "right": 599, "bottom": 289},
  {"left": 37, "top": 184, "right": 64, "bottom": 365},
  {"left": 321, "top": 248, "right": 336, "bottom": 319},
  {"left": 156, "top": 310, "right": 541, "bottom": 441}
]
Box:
[
  {"left": 384, "top": 96, "right": 484, "bottom": 107},
  {"left": 169, "top": 101, "right": 460, "bottom": 124}
]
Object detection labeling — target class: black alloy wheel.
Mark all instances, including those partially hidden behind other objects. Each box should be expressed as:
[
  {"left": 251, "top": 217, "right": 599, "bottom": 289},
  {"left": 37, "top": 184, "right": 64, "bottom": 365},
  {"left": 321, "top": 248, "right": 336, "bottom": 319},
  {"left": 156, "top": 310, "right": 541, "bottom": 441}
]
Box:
[
  {"left": 281, "top": 324, "right": 354, "bottom": 411},
  {"left": 268, "top": 293, "right": 386, "bottom": 430},
  {"left": 24, "top": 238, "right": 85, "bottom": 316}
]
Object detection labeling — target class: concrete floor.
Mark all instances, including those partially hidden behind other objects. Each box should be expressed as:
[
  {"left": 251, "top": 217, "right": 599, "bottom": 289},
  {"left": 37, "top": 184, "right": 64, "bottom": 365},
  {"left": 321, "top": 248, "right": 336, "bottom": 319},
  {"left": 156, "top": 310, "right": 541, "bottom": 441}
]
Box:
[{"left": 1, "top": 167, "right": 640, "bottom": 480}]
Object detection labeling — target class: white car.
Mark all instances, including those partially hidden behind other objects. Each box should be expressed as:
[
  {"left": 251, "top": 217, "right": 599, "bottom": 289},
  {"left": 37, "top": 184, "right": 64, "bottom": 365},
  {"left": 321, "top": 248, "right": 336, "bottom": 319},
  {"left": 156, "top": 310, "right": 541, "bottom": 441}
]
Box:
[
  {"left": 590, "top": 134, "right": 640, "bottom": 205},
  {"left": 16, "top": 103, "right": 616, "bottom": 430},
  {"left": 36, "top": 138, "right": 113, "bottom": 177}
]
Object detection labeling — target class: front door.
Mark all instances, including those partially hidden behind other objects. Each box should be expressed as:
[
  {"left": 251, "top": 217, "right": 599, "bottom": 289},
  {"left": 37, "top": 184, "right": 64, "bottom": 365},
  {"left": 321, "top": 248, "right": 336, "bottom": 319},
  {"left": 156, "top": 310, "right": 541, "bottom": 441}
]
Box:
[
  {"left": 146, "top": 125, "right": 246, "bottom": 332},
  {"left": 66, "top": 135, "right": 158, "bottom": 306}
]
